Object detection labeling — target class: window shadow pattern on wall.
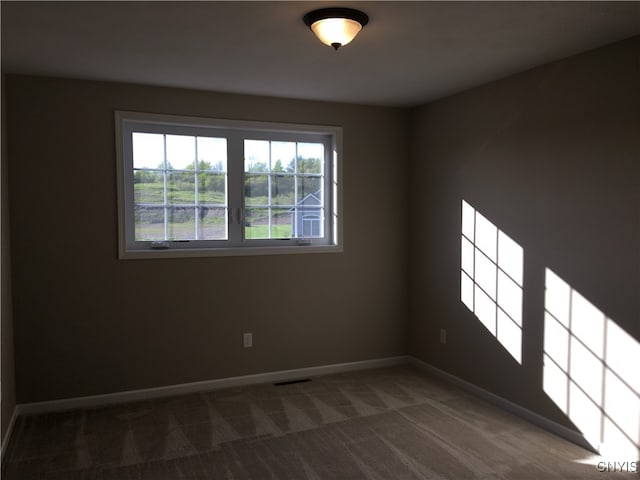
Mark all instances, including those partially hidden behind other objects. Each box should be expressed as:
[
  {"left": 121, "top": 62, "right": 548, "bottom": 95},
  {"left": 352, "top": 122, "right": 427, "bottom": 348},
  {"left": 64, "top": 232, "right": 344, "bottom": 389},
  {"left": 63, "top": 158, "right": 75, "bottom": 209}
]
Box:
[
  {"left": 461, "top": 201, "right": 523, "bottom": 364},
  {"left": 543, "top": 269, "right": 640, "bottom": 458}
]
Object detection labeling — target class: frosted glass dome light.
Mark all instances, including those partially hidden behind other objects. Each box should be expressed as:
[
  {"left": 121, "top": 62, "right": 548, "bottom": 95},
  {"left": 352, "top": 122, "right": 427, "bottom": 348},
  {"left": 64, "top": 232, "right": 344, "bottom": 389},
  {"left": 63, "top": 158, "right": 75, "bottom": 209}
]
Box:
[{"left": 303, "top": 8, "right": 369, "bottom": 51}]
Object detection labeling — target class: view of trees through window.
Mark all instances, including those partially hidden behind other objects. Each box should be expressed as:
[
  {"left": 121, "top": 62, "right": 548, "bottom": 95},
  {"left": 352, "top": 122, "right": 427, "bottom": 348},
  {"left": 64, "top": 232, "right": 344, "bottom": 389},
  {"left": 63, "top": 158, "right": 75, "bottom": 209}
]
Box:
[
  {"left": 244, "top": 139, "right": 324, "bottom": 239},
  {"left": 132, "top": 133, "right": 325, "bottom": 241},
  {"left": 133, "top": 133, "right": 228, "bottom": 241}
]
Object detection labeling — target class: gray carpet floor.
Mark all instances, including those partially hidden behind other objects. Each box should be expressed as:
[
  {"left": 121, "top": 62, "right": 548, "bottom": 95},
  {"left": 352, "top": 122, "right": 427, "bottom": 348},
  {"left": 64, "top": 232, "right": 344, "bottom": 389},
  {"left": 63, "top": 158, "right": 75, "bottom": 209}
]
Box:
[{"left": 2, "top": 365, "right": 633, "bottom": 479}]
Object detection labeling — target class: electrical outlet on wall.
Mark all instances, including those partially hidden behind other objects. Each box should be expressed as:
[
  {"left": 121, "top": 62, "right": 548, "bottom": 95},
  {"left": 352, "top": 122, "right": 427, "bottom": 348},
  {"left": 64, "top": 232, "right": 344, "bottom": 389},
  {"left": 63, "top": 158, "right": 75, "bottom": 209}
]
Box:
[
  {"left": 243, "top": 332, "right": 253, "bottom": 348},
  {"left": 440, "top": 329, "right": 447, "bottom": 344}
]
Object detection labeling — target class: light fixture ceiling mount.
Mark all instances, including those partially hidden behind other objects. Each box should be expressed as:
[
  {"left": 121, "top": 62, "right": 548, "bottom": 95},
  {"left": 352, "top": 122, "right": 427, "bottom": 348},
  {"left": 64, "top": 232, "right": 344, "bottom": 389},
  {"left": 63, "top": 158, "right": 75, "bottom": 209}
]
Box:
[{"left": 303, "top": 7, "right": 369, "bottom": 51}]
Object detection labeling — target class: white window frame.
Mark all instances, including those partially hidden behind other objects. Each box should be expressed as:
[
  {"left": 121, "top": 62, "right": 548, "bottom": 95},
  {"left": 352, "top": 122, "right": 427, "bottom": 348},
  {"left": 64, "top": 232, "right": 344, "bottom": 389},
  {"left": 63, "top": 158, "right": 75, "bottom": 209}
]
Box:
[{"left": 115, "top": 111, "right": 342, "bottom": 259}]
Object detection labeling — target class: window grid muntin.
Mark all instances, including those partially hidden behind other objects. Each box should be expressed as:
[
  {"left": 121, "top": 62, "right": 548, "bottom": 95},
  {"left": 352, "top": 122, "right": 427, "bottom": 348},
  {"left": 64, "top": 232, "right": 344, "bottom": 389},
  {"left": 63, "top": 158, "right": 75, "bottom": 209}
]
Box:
[
  {"left": 118, "top": 111, "right": 340, "bottom": 255},
  {"left": 243, "top": 138, "right": 325, "bottom": 240},
  {"left": 132, "top": 133, "right": 228, "bottom": 241}
]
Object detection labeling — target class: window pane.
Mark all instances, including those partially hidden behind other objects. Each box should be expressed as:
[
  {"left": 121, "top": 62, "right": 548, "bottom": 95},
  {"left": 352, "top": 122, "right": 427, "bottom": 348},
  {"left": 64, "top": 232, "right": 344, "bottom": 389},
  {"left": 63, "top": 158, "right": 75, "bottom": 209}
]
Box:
[
  {"left": 297, "top": 209, "right": 323, "bottom": 238},
  {"left": 297, "top": 176, "right": 323, "bottom": 203},
  {"left": 197, "top": 137, "right": 227, "bottom": 171},
  {"left": 272, "top": 174, "right": 294, "bottom": 206},
  {"left": 166, "top": 135, "right": 195, "bottom": 170},
  {"left": 167, "top": 207, "right": 195, "bottom": 240},
  {"left": 297, "top": 143, "right": 324, "bottom": 173},
  {"left": 271, "top": 142, "right": 296, "bottom": 172},
  {"left": 271, "top": 208, "right": 292, "bottom": 239},
  {"left": 244, "top": 174, "right": 268, "bottom": 205},
  {"left": 244, "top": 208, "right": 294, "bottom": 239},
  {"left": 198, "top": 207, "right": 227, "bottom": 240},
  {"left": 245, "top": 208, "right": 269, "bottom": 238},
  {"left": 475, "top": 211, "right": 497, "bottom": 261},
  {"left": 199, "top": 173, "right": 226, "bottom": 205},
  {"left": 167, "top": 172, "right": 195, "bottom": 204},
  {"left": 135, "top": 206, "right": 165, "bottom": 241},
  {"left": 475, "top": 249, "right": 496, "bottom": 300},
  {"left": 245, "top": 140, "right": 269, "bottom": 172},
  {"left": 133, "top": 132, "right": 164, "bottom": 169},
  {"left": 291, "top": 207, "right": 323, "bottom": 238},
  {"left": 134, "top": 170, "right": 164, "bottom": 204}
]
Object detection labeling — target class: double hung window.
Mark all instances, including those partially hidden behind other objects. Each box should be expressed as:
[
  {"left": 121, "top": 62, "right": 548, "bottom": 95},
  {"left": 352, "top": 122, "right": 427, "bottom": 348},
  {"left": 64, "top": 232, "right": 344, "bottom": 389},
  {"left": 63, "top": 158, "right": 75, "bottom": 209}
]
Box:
[{"left": 116, "top": 112, "right": 341, "bottom": 258}]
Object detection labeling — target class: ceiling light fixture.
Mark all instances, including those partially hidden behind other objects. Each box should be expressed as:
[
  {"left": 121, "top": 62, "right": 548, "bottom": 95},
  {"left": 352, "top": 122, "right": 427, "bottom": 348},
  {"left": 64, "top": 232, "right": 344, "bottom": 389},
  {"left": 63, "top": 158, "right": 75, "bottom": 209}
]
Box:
[{"left": 303, "top": 7, "right": 369, "bottom": 51}]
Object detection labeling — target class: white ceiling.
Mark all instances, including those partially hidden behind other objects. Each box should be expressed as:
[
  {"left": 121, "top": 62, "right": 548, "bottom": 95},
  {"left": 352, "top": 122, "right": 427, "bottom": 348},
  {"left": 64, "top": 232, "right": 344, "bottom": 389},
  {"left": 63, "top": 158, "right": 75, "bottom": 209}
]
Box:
[{"left": 2, "top": 1, "right": 639, "bottom": 107}]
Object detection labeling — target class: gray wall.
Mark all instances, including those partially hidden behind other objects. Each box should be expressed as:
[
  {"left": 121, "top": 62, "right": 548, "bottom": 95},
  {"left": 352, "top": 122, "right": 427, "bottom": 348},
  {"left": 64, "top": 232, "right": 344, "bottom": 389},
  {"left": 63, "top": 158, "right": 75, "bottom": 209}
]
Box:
[
  {"left": 409, "top": 36, "right": 640, "bottom": 429},
  {"left": 5, "top": 36, "right": 638, "bottom": 444},
  {"left": 1, "top": 75, "right": 17, "bottom": 445},
  {"left": 6, "top": 76, "right": 410, "bottom": 403}
]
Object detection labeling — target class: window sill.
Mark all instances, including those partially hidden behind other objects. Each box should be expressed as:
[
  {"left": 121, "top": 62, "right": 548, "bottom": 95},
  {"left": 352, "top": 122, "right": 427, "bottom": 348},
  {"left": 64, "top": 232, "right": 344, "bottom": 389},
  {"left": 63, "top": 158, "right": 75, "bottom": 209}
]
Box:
[{"left": 119, "top": 244, "right": 343, "bottom": 260}]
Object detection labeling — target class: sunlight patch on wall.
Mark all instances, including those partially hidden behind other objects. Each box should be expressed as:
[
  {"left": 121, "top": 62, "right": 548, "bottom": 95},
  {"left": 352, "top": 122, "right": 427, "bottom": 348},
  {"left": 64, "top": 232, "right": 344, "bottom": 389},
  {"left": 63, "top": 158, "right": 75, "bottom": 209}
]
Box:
[
  {"left": 461, "top": 200, "right": 523, "bottom": 363},
  {"left": 543, "top": 269, "right": 640, "bottom": 458}
]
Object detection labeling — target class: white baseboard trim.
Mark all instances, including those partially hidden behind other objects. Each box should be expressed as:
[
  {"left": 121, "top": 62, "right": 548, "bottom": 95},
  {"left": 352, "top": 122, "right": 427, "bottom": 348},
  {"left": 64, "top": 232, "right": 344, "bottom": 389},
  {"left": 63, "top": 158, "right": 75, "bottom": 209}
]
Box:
[
  {"left": 407, "top": 356, "right": 597, "bottom": 454},
  {"left": 1, "top": 405, "right": 19, "bottom": 464},
  {"left": 18, "top": 356, "right": 408, "bottom": 416},
  {"left": 9, "top": 355, "right": 595, "bottom": 458}
]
